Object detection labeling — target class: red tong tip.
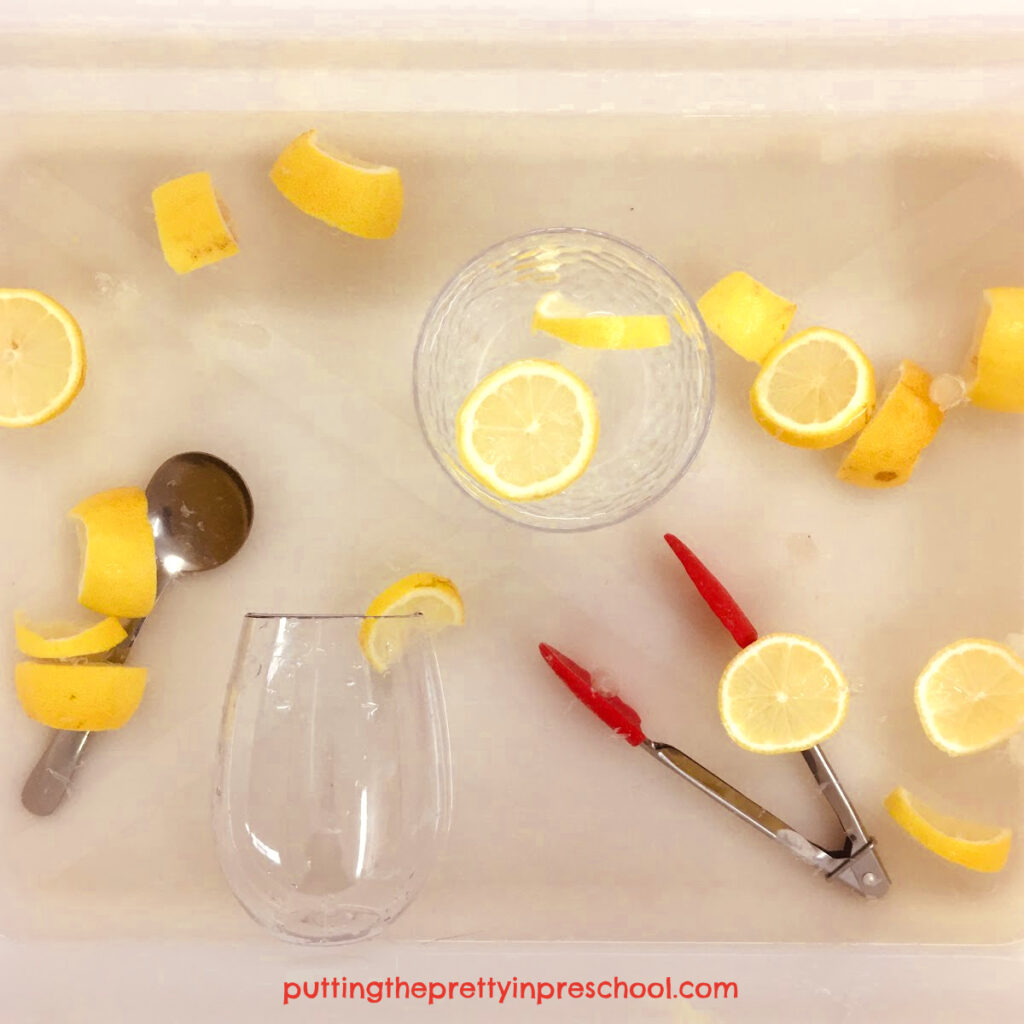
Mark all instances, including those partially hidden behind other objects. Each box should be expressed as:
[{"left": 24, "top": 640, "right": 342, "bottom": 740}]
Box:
[
  {"left": 663, "top": 534, "right": 759, "bottom": 649},
  {"left": 538, "top": 643, "right": 646, "bottom": 746}
]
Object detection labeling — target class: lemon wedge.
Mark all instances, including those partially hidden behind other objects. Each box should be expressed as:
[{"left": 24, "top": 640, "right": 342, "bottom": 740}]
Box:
[
  {"left": 531, "top": 292, "right": 671, "bottom": 350},
  {"left": 698, "top": 271, "right": 797, "bottom": 364},
  {"left": 719, "top": 633, "right": 850, "bottom": 754},
  {"left": 838, "top": 360, "right": 944, "bottom": 488},
  {"left": 152, "top": 172, "right": 239, "bottom": 274},
  {"left": 915, "top": 638, "right": 1024, "bottom": 755},
  {"left": 270, "top": 130, "right": 403, "bottom": 240},
  {"left": 750, "top": 326, "right": 875, "bottom": 449},
  {"left": 359, "top": 572, "right": 464, "bottom": 674},
  {"left": 15, "top": 612, "right": 127, "bottom": 659},
  {"left": 15, "top": 662, "right": 147, "bottom": 731},
  {"left": 884, "top": 786, "right": 1011, "bottom": 873},
  {"left": 965, "top": 287, "right": 1024, "bottom": 412},
  {"left": 456, "top": 358, "right": 599, "bottom": 502},
  {"left": 70, "top": 487, "right": 156, "bottom": 619},
  {"left": 0, "top": 289, "right": 85, "bottom": 428}
]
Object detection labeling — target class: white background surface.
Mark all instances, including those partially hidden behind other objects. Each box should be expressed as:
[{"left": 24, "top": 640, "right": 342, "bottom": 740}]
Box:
[{"left": 3, "top": 3, "right": 1024, "bottom": 1022}]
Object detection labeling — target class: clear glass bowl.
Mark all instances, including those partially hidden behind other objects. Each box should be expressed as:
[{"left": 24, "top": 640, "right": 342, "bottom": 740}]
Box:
[
  {"left": 212, "top": 614, "right": 452, "bottom": 944},
  {"left": 414, "top": 227, "right": 714, "bottom": 531}
]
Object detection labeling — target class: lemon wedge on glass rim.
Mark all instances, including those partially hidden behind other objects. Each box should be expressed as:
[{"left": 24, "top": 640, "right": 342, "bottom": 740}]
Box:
[
  {"left": 750, "top": 326, "right": 876, "bottom": 449},
  {"left": 915, "top": 638, "right": 1024, "bottom": 755},
  {"left": 531, "top": 291, "right": 671, "bottom": 350},
  {"left": 719, "top": 633, "right": 850, "bottom": 754},
  {"left": 0, "top": 289, "right": 85, "bottom": 428},
  {"left": 456, "top": 358, "right": 599, "bottom": 502},
  {"left": 359, "top": 572, "right": 464, "bottom": 673},
  {"left": 884, "top": 786, "right": 1011, "bottom": 873}
]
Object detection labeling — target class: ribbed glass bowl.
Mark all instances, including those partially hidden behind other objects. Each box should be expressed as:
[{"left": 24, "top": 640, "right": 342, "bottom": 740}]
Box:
[{"left": 414, "top": 227, "right": 714, "bottom": 531}]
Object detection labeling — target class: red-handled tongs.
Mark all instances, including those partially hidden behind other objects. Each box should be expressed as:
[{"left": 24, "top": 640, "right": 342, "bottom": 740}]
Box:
[{"left": 538, "top": 535, "right": 890, "bottom": 898}]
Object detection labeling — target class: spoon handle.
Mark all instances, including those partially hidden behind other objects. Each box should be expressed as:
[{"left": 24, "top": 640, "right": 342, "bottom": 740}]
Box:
[{"left": 20, "top": 615, "right": 147, "bottom": 816}]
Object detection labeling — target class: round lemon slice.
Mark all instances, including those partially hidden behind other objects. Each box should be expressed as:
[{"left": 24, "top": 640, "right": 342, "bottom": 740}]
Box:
[
  {"left": 915, "top": 638, "right": 1024, "bottom": 755},
  {"left": 965, "top": 287, "right": 1024, "bottom": 412},
  {"left": 884, "top": 786, "right": 1011, "bottom": 873},
  {"left": 750, "top": 326, "right": 876, "bottom": 449},
  {"left": 838, "top": 359, "right": 944, "bottom": 488},
  {"left": 15, "top": 612, "right": 127, "bottom": 659},
  {"left": 531, "top": 292, "right": 671, "bottom": 350},
  {"left": 698, "top": 271, "right": 797, "bottom": 364},
  {"left": 70, "top": 486, "right": 156, "bottom": 619},
  {"left": 456, "top": 358, "right": 599, "bottom": 502},
  {"left": 15, "top": 662, "right": 147, "bottom": 731},
  {"left": 359, "top": 572, "right": 465, "bottom": 674},
  {"left": 270, "top": 130, "right": 403, "bottom": 240},
  {"left": 719, "top": 633, "right": 850, "bottom": 754},
  {"left": 0, "top": 289, "right": 85, "bottom": 428}
]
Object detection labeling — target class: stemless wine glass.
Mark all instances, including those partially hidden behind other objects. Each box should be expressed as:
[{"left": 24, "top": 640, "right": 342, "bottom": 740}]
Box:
[
  {"left": 414, "top": 227, "right": 714, "bottom": 531},
  {"left": 213, "top": 614, "right": 452, "bottom": 944}
]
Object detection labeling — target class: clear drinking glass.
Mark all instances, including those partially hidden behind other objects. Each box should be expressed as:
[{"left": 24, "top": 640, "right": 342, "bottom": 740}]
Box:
[
  {"left": 414, "top": 227, "right": 714, "bottom": 531},
  {"left": 212, "top": 614, "right": 452, "bottom": 944}
]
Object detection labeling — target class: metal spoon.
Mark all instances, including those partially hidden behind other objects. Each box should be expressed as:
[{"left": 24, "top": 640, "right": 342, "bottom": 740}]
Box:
[{"left": 21, "top": 452, "right": 254, "bottom": 816}]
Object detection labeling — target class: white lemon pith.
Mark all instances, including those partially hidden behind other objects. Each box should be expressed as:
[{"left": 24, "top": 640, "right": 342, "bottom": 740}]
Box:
[
  {"left": 358, "top": 572, "right": 464, "bottom": 673},
  {"left": 71, "top": 487, "right": 157, "bottom": 619},
  {"left": 152, "top": 172, "right": 239, "bottom": 274},
  {"left": 838, "top": 359, "right": 944, "bottom": 488},
  {"left": 750, "top": 327, "right": 876, "bottom": 449},
  {"left": 719, "top": 633, "right": 850, "bottom": 754},
  {"left": 0, "top": 289, "right": 85, "bottom": 428},
  {"left": 15, "top": 612, "right": 127, "bottom": 659},
  {"left": 531, "top": 292, "right": 671, "bottom": 350},
  {"left": 270, "top": 130, "right": 403, "bottom": 240},
  {"left": 698, "top": 271, "right": 797, "bottom": 364},
  {"left": 885, "top": 786, "right": 1011, "bottom": 873},
  {"left": 915, "top": 639, "right": 1024, "bottom": 755},
  {"left": 965, "top": 287, "right": 1024, "bottom": 412},
  {"left": 456, "top": 358, "right": 599, "bottom": 502},
  {"left": 15, "top": 662, "right": 147, "bottom": 731}
]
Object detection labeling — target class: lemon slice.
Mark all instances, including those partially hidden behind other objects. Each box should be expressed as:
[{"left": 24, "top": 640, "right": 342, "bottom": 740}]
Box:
[
  {"left": 915, "top": 638, "right": 1024, "bottom": 755},
  {"left": 531, "top": 292, "right": 671, "bottom": 350},
  {"left": 698, "top": 271, "right": 797, "bottom": 364},
  {"left": 15, "top": 662, "right": 147, "bottom": 731},
  {"left": 456, "top": 358, "right": 599, "bottom": 502},
  {"left": 0, "top": 289, "right": 85, "bottom": 428},
  {"left": 15, "top": 612, "right": 127, "bottom": 659},
  {"left": 152, "top": 172, "right": 239, "bottom": 274},
  {"left": 750, "top": 326, "right": 876, "bottom": 449},
  {"left": 884, "top": 786, "right": 1011, "bottom": 873},
  {"left": 838, "top": 360, "right": 944, "bottom": 488},
  {"left": 358, "top": 572, "right": 465, "bottom": 673},
  {"left": 719, "top": 633, "right": 850, "bottom": 754},
  {"left": 270, "top": 130, "right": 403, "bottom": 240},
  {"left": 70, "top": 487, "right": 156, "bottom": 619},
  {"left": 965, "top": 287, "right": 1024, "bottom": 412}
]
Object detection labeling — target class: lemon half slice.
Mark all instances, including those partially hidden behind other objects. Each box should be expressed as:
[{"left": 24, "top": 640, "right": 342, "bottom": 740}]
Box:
[
  {"left": 0, "top": 289, "right": 85, "bottom": 428},
  {"left": 359, "top": 572, "right": 464, "bottom": 674},
  {"left": 719, "top": 633, "right": 850, "bottom": 754},
  {"left": 270, "top": 130, "right": 403, "bottom": 240},
  {"left": 70, "top": 487, "right": 156, "bottom": 619},
  {"left": 750, "top": 326, "right": 875, "bottom": 449},
  {"left": 838, "top": 360, "right": 944, "bottom": 488},
  {"left": 16, "top": 662, "right": 147, "bottom": 731},
  {"left": 152, "top": 172, "right": 239, "bottom": 274},
  {"left": 698, "top": 271, "right": 797, "bottom": 364},
  {"left": 15, "top": 612, "right": 127, "bottom": 659},
  {"left": 965, "top": 287, "right": 1024, "bottom": 412},
  {"left": 531, "top": 292, "right": 671, "bottom": 350},
  {"left": 456, "top": 358, "right": 599, "bottom": 502},
  {"left": 885, "top": 786, "right": 1011, "bottom": 873},
  {"left": 915, "top": 638, "right": 1024, "bottom": 755}
]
